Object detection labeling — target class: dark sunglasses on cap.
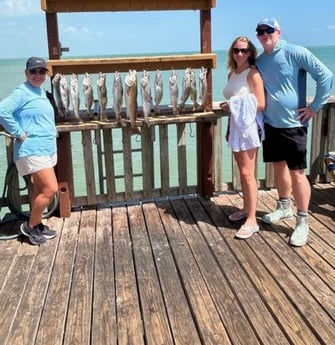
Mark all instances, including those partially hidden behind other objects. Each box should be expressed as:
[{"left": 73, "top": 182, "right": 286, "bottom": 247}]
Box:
[
  {"left": 256, "top": 27, "right": 276, "bottom": 36},
  {"left": 29, "top": 69, "right": 47, "bottom": 75},
  {"left": 232, "top": 48, "right": 250, "bottom": 55}
]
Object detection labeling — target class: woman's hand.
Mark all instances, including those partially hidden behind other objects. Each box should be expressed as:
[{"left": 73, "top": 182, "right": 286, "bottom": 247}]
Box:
[
  {"left": 17, "top": 132, "right": 27, "bottom": 143},
  {"left": 219, "top": 101, "right": 230, "bottom": 113}
]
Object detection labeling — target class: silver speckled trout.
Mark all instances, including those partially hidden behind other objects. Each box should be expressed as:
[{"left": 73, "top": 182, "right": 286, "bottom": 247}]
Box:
[{"left": 125, "top": 69, "right": 140, "bottom": 134}]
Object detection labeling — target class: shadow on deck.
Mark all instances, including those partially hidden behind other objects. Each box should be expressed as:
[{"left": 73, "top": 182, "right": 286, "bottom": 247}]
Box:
[{"left": 0, "top": 184, "right": 335, "bottom": 345}]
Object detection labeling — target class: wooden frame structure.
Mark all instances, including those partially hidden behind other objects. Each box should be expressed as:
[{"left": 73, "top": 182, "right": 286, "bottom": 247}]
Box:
[{"left": 41, "top": 0, "right": 217, "bottom": 216}]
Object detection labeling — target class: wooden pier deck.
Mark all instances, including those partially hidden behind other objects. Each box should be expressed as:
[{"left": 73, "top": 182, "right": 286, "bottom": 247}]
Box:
[{"left": 0, "top": 184, "right": 335, "bottom": 345}]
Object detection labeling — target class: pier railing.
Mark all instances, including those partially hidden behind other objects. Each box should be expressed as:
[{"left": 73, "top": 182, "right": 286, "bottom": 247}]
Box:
[{"left": 1, "top": 99, "right": 334, "bottom": 215}]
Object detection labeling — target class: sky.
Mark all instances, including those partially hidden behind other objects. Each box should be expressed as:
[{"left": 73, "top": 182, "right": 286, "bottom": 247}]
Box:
[{"left": 0, "top": 0, "right": 335, "bottom": 59}]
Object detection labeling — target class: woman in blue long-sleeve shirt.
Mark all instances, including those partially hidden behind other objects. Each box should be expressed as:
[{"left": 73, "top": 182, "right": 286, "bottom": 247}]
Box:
[{"left": 0, "top": 57, "right": 58, "bottom": 245}]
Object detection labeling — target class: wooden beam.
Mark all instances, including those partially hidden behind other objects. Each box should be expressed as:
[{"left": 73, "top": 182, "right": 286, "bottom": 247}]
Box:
[
  {"left": 45, "top": 13, "right": 61, "bottom": 59},
  {"left": 197, "top": 9, "right": 214, "bottom": 197},
  {"left": 46, "top": 54, "right": 217, "bottom": 76},
  {"left": 41, "top": 0, "right": 216, "bottom": 13}
]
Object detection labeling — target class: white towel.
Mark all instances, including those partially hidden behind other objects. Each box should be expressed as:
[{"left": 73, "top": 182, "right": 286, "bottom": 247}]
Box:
[{"left": 228, "top": 94, "right": 264, "bottom": 152}]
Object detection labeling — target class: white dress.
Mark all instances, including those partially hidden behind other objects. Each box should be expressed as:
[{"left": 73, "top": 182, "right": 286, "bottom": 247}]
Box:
[{"left": 223, "top": 68, "right": 264, "bottom": 152}]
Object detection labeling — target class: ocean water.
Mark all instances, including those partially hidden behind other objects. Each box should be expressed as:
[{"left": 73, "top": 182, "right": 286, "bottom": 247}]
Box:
[{"left": 0, "top": 46, "right": 334, "bottom": 199}]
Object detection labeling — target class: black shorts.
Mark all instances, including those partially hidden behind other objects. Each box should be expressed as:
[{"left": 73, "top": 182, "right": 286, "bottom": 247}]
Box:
[{"left": 262, "top": 123, "right": 307, "bottom": 170}]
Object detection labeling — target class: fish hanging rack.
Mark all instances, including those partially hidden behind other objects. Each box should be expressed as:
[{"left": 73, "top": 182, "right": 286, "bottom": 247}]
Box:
[
  {"left": 46, "top": 54, "right": 216, "bottom": 76},
  {"left": 41, "top": 0, "right": 216, "bottom": 12}
]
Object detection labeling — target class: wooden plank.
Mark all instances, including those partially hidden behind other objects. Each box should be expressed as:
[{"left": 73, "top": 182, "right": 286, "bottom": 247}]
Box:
[
  {"left": 142, "top": 202, "right": 203, "bottom": 344},
  {"left": 196, "top": 121, "right": 214, "bottom": 197},
  {"left": 213, "top": 117, "right": 222, "bottom": 191},
  {"left": 7, "top": 217, "right": 63, "bottom": 345},
  {"left": 92, "top": 208, "right": 117, "bottom": 345},
  {"left": 264, "top": 162, "right": 275, "bottom": 189},
  {"left": 0, "top": 234, "right": 21, "bottom": 291},
  {"left": 56, "top": 131, "right": 74, "bottom": 207},
  {"left": 46, "top": 54, "right": 217, "bottom": 76},
  {"left": 159, "top": 125, "right": 170, "bottom": 195},
  {"left": 58, "top": 182, "right": 71, "bottom": 217},
  {"left": 177, "top": 123, "right": 187, "bottom": 194},
  {"left": 141, "top": 126, "right": 154, "bottom": 199},
  {"left": 122, "top": 128, "right": 134, "bottom": 200},
  {"left": 35, "top": 213, "right": 81, "bottom": 345},
  {"left": 82, "top": 130, "right": 96, "bottom": 205},
  {"left": 0, "top": 246, "right": 35, "bottom": 344},
  {"left": 112, "top": 205, "right": 144, "bottom": 345},
  {"left": 199, "top": 195, "right": 290, "bottom": 344},
  {"left": 103, "top": 128, "right": 116, "bottom": 200},
  {"left": 63, "top": 209, "right": 96, "bottom": 345},
  {"left": 309, "top": 110, "right": 324, "bottom": 183},
  {"left": 42, "top": 0, "right": 216, "bottom": 13},
  {"left": 94, "top": 129, "right": 105, "bottom": 194},
  {"left": 128, "top": 204, "right": 174, "bottom": 344},
  {"left": 55, "top": 112, "right": 219, "bottom": 133},
  {"left": 156, "top": 198, "right": 231, "bottom": 344}
]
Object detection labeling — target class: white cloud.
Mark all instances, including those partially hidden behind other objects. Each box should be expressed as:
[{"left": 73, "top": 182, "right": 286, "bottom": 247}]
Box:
[
  {"left": 62, "top": 25, "right": 78, "bottom": 34},
  {"left": 328, "top": 25, "right": 335, "bottom": 30},
  {"left": 61, "top": 24, "right": 93, "bottom": 35},
  {"left": 0, "top": 0, "right": 41, "bottom": 17}
]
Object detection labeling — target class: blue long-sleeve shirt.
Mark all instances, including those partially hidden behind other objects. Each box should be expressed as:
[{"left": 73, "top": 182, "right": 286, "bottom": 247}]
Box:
[
  {"left": 256, "top": 40, "right": 333, "bottom": 128},
  {"left": 0, "top": 81, "right": 57, "bottom": 162}
]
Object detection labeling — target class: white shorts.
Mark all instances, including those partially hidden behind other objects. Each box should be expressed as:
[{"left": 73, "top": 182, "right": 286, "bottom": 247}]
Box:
[{"left": 16, "top": 153, "right": 57, "bottom": 176}]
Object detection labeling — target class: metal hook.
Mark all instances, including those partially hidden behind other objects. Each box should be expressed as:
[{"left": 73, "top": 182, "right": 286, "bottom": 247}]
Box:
[{"left": 188, "top": 123, "right": 195, "bottom": 137}]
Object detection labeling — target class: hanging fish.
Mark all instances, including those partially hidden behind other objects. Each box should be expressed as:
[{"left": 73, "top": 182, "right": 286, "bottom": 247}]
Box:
[
  {"left": 125, "top": 69, "right": 140, "bottom": 134},
  {"left": 169, "top": 69, "right": 179, "bottom": 115},
  {"left": 113, "top": 71, "right": 123, "bottom": 122},
  {"left": 70, "top": 73, "right": 81, "bottom": 122},
  {"left": 199, "top": 66, "right": 208, "bottom": 111},
  {"left": 154, "top": 69, "right": 163, "bottom": 114},
  {"left": 141, "top": 70, "right": 152, "bottom": 123},
  {"left": 51, "top": 73, "right": 63, "bottom": 118},
  {"left": 83, "top": 72, "right": 93, "bottom": 119},
  {"left": 180, "top": 67, "right": 198, "bottom": 112},
  {"left": 59, "top": 74, "right": 70, "bottom": 119},
  {"left": 97, "top": 72, "right": 108, "bottom": 121}
]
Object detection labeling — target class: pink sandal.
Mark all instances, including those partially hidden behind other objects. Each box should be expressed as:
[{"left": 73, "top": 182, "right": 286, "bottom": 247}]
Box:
[
  {"left": 235, "top": 225, "right": 259, "bottom": 239},
  {"left": 229, "top": 210, "right": 247, "bottom": 222}
]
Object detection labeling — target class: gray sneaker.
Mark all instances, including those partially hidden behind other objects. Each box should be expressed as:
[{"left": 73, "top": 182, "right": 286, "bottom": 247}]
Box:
[
  {"left": 290, "top": 216, "right": 309, "bottom": 247},
  {"left": 20, "top": 221, "right": 47, "bottom": 245},
  {"left": 262, "top": 201, "right": 293, "bottom": 224},
  {"left": 38, "top": 223, "right": 57, "bottom": 240}
]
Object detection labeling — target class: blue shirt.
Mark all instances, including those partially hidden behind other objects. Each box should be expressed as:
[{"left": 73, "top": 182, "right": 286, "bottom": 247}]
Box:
[
  {"left": 256, "top": 40, "right": 333, "bottom": 128},
  {"left": 0, "top": 81, "right": 57, "bottom": 162}
]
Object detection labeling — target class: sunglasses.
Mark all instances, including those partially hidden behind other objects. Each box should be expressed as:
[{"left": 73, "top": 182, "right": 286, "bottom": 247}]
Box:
[
  {"left": 256, "top": 27, "right": 276, "bottom": 36},
  {"left": 29, "top": 69, "right": 47, "bottom": 75},
  {"left": 232, "top": 48, "right": 250, "bottom": 55}
]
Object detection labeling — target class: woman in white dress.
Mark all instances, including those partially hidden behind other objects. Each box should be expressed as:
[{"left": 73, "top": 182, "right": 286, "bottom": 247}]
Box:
[{"left": 220, "top": 37, "right": 265, "bottom": 239}]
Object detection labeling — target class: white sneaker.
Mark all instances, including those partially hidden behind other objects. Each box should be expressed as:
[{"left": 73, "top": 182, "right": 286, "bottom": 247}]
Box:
[
  {"left": 290, "top": 216, "right": 309, "bottom": 247},
  {"left": 262, "top": 201, "right": 293, "bottom": 224}
]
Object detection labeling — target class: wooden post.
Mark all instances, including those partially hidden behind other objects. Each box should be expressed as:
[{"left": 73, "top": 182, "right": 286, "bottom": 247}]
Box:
[
  {"left": 45, "top": 12, "right": 73, "bottom": 217},
  {"left": 197, "top": 9, "right": 214, "bottom": 197},
  {"left": 45, "top": 13, "right": 61, "bottom": 59}
]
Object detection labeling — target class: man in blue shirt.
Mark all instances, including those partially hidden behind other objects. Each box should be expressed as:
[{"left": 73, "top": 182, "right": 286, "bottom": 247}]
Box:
[{"left": 255, "top": 18, "right": 333, "bottom": 246}]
